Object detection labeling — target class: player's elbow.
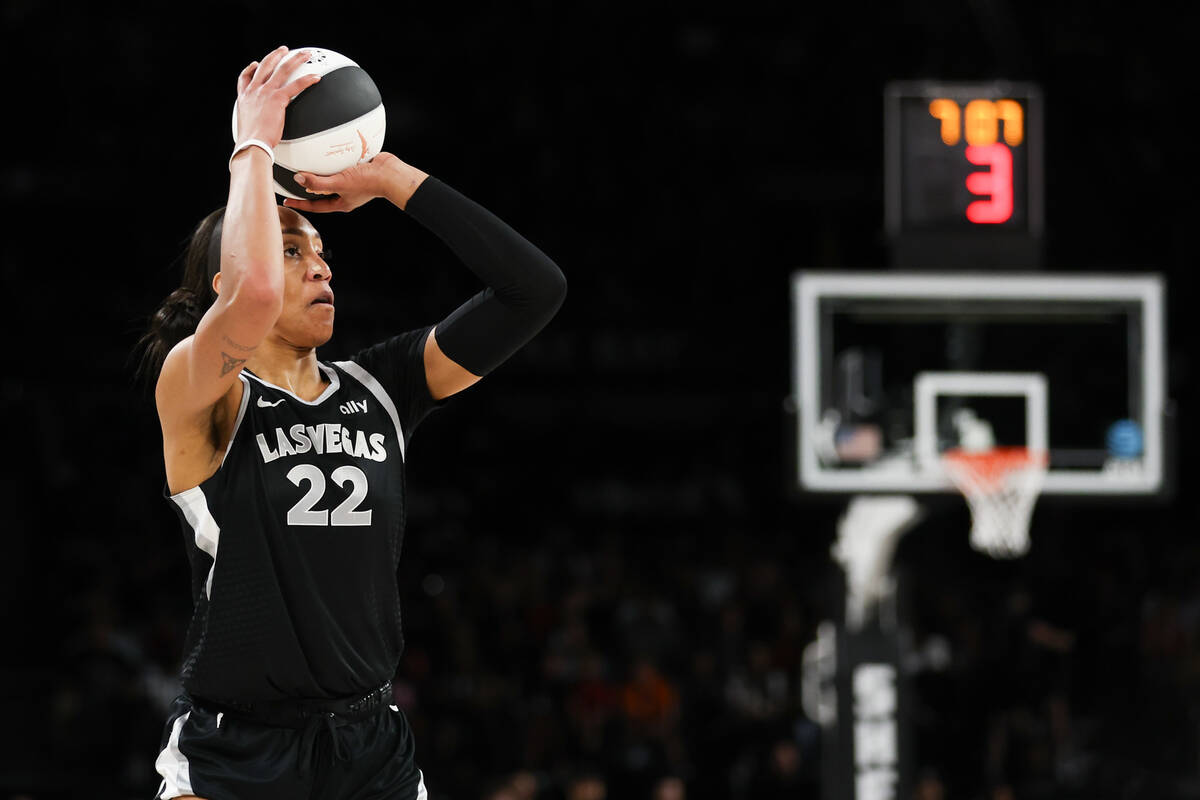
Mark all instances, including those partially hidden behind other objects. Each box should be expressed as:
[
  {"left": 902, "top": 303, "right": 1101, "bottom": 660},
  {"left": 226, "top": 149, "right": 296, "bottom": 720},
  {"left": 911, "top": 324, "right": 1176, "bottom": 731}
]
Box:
[
  {"left": 525, "top": 269, "right": 566, "bottom": 331},
  {"left": 529, "top": 261, "right": 566, "bottom": 315},
  {"left": 543, "top": 266, "right": 567, "bottom": 313},
  {"left": 227, "top": 273, "right": 285, "bottom": 315}
]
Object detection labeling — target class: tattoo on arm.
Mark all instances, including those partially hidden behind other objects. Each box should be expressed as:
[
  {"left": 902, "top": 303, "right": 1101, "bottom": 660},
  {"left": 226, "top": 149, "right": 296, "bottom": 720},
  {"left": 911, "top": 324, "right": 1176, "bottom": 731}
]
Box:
[
  {"left": 220, "top": 352, "right": 247, "bottom": 376},
  {"left": 222, "top": 334, "right": 258, "bottom": 352}
]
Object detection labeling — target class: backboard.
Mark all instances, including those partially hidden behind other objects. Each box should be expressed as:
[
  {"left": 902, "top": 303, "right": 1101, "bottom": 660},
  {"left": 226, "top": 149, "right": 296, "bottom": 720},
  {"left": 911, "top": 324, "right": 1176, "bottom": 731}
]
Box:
[{"left": 791, "top": 272, "right": 1168, "bottom": 496}]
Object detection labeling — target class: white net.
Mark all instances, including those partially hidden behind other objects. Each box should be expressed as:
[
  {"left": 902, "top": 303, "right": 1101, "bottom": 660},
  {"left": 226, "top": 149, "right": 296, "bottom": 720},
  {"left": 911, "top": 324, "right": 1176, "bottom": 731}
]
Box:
[{"left": 941, "top": 447, "right": 1047, "bottom": 558}]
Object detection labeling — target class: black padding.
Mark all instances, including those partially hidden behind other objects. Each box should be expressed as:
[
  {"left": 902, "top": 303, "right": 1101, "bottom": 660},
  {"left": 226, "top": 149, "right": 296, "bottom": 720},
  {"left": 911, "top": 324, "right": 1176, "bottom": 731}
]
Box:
[
  {"left": 273, "top": 164, "right": 339, "bottom": 201},
  {"left": 282, "top": 66, "right": 381, "bottom": 139},
  {"left": 406, "top": 177, "right": 567, "bottom": 376}
]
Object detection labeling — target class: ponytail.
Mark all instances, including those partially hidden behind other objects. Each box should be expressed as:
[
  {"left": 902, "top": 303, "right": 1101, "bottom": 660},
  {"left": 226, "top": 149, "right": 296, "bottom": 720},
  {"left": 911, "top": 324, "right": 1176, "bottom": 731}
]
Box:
[{"left": 133, "top": 206, "right": 226, "bottom": 393}]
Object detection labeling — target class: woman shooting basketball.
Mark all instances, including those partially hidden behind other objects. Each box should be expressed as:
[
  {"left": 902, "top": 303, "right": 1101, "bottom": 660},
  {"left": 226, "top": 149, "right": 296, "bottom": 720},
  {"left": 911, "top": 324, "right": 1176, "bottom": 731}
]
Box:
[{"left": 137, "top": 46, "right": 566, "bottom": 799}]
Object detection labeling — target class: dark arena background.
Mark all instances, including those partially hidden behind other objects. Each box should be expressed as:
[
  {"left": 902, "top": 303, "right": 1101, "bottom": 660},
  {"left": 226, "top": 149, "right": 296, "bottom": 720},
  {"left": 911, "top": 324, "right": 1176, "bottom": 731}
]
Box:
[{"left": 3, "top": 3, "right": 1197, "bottom": 799}]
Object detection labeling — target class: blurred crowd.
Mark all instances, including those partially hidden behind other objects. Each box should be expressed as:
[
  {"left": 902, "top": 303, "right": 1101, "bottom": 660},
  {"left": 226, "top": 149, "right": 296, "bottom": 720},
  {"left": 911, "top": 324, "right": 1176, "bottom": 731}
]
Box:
[
  {"left": 899, "top": 508, "right": 1200, "bottom": 800},
  {"left": 13, "top": 480, "right": 1200, "bottom": 799}
]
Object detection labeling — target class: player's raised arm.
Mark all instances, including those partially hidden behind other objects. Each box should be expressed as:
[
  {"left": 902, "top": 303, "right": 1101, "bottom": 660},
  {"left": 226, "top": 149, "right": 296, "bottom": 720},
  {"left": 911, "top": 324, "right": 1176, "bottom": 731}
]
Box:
[
  {"left": 282, "top": 154, "right": 568, "bottom": 399},
  {"left": 154, "top": 47, "right": 321, "bottom": 422},
  {"left": 398, "top": 169, "right": 567, "bottom": 399}
]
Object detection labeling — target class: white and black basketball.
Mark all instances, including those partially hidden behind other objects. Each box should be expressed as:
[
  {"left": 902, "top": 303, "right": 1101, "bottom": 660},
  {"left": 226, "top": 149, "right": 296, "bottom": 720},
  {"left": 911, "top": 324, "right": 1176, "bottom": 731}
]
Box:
[{"left": 232, "top": 47, "right": 386, "bottom": 200}]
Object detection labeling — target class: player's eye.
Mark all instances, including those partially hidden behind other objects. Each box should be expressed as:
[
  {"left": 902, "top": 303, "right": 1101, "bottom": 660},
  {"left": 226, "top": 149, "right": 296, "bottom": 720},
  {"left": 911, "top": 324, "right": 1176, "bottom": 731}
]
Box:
[
  {"left": 318, "top": 249, "right": 332, "bottom": 262},
  {"left": 285, "top": 245, "right": 301, "bottom": 257}
]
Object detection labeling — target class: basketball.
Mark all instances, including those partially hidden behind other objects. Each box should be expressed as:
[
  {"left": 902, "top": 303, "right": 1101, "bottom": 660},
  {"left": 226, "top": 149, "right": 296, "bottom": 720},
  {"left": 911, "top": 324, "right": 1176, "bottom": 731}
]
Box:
[{"left": 231, "top": 46, "right": 386, "bottom": 200}]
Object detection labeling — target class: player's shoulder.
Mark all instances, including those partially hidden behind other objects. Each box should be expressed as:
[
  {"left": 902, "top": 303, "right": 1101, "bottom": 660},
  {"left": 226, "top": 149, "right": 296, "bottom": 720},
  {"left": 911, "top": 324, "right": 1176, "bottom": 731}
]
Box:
[
  {"left": 333, "top": 326, "right": 433, "bottom": 375},
  {"left": 348, "top": 326, "right": 434, "bottom": 359}
]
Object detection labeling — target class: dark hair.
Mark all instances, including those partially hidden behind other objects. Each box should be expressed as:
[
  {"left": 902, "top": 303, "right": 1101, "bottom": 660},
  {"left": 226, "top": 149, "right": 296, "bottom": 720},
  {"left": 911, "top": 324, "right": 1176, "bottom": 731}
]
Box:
[{"left": 133, "top": 207, "right": 226, "bottom": 393}]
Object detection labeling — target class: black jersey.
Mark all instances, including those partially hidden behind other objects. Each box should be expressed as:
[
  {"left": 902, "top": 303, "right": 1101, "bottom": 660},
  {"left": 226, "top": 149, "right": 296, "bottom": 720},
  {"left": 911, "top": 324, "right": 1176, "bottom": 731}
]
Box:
[{"left": 163, "top": 326, "right": 445, "bottom": 705}]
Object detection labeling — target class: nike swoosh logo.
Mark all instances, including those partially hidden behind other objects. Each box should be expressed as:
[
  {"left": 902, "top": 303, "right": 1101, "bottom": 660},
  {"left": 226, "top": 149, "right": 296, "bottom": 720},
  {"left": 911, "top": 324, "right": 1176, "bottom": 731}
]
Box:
[{"left": 257, "top": 397, "right": 285, "bottom": 408}]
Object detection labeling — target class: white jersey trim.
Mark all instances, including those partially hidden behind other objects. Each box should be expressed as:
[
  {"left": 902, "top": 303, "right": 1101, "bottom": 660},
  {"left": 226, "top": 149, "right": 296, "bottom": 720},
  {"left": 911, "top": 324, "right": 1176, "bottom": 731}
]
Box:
[
  {"left": 154, "top": 710, "right": 193, "bottom": 798},
  {"left": 242, "top": 362, "right": 341, "bottom": 405},
  {"left": 333, "top": 359, "right": 406, "bottom": 461},
  {"left": 224, "top": 373, "right": 252, "bottom": 462},
  {"left": 170, "top": 487, "right": 221, "bottom": 600}
]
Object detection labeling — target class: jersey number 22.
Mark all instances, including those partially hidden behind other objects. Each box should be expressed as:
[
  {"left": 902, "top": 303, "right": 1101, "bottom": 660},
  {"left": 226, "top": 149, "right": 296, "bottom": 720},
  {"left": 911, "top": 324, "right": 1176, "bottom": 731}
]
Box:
[{"left": 286, "top": 464, "right": 372, "bottom": 526}]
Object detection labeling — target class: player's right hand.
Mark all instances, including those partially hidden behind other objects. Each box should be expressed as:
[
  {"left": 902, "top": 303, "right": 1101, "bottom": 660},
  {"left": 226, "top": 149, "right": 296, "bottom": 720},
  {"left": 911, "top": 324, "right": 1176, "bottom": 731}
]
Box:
[{"left": 234, "top": 46, "right": 320, "bottom": 149}]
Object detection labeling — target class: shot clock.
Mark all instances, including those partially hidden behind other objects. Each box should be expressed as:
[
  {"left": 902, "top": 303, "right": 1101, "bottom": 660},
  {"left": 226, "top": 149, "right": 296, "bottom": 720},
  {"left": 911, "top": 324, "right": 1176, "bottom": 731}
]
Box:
[{"left": 885, "top": 81, "right": 1043, "bottom": 268}]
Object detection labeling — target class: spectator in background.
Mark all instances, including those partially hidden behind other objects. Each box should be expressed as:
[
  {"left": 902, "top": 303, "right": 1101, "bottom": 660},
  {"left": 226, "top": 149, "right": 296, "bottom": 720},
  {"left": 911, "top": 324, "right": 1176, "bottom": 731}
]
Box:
[
  {"left": 480, "top": 770, "right": 540, "bottom": 800},
  {"left": 620, "top": 657, "right": 680, "bottom": 738},
  {"left": 652, "top": 774, "right": 687, "bottom": 800},
  {"left": 566, "top": 649, "right": 620, "bottom": 758},
  {"left": 912, "top": 767, "right": 946, "bottom": 800},
  {"left": 482, "top": 781, "right": 520, "bottom": 800},
  {"left": 616, "top": 657, "right": 683, "bottom": 793},
  {"left": 678, "top": 647, "right": 730, "bottom": 790},
  {"left": 507, "top": 770, "right": 541, "bottom": 800},
  {"left": 746, "top": 739, "right": 809, "bottom": 800},
  {"left": 725, "top": 640, "right": 791, "bottom": 735},
  {"left": 565, "top": 769, "right": 607, "bottom": 800},
  {"left": 615, "top": 588, "right": 682, "bottom": 668},
  {"left": 54, "top": 572, "right": 166, "bottom": 787},
  {"left": 982, "top": 582, "right": 1076, "bottom": 793},
  {"left": 544, "top": 608, "right": 594, "bottom": 685}
]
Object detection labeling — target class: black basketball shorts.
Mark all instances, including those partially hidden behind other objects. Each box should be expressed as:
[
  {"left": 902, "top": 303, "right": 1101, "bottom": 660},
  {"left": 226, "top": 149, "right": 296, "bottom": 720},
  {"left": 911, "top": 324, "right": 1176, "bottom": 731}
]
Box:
[{"left": 152, "top": 694, "right": 429, "bottom": 799}]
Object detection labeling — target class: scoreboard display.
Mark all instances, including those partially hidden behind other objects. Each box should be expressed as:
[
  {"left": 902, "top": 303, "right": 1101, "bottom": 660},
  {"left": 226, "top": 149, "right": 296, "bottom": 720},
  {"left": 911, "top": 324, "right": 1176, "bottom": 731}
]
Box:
[{"left": 885, "top": 81, "right": 1043, "bottom": 266}]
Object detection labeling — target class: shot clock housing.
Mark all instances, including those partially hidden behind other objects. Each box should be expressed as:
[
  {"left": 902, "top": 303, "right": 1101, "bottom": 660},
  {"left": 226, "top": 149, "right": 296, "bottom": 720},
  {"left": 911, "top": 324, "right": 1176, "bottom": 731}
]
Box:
[{"left": 884, "top": 81, "right": 1043, "bottom": 268}]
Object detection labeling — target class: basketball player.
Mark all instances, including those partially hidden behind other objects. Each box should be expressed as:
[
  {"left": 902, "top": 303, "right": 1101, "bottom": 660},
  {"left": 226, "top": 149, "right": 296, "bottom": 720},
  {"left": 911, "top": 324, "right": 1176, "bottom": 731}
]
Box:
[{"left": 136, "top": 46, "right": 566, "bottom": 799}]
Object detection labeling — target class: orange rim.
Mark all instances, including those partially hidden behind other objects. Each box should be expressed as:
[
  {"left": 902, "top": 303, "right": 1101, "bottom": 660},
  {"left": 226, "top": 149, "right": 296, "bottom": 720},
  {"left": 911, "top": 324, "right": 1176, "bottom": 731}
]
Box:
[{"left": 942, "top": 446, "right": 1048, "bottom": 492}]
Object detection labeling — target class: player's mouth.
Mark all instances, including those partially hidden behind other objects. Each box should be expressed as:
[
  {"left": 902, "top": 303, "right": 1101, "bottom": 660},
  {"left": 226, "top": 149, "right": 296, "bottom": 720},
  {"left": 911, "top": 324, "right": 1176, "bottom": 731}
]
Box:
[{"left": 310, "top": 291, "right": 335, "bottom": 308}]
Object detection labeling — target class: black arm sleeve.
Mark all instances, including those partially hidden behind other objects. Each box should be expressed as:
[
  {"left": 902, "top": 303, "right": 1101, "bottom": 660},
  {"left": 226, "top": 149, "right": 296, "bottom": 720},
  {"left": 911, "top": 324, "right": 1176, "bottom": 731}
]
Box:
[{"left": 404, "top": 176, "right": 567, "bottom": 376}]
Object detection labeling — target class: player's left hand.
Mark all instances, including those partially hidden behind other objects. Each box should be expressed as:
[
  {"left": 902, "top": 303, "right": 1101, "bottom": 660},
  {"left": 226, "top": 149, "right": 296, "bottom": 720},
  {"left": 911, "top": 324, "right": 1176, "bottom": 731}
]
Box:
[{"left": 282, "top": 152, "right": 405, "bottom": 213}]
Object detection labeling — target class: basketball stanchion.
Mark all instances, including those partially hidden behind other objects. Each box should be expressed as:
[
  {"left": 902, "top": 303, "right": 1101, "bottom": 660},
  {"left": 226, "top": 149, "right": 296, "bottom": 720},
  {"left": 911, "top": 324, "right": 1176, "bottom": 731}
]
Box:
[
  {"left": 941, "top": 446, "right": 1048, "bottom": 558},
  {"left": 831, "top": 495, "right": 924, "bottom": 631},
  {"left": 802, "top": 495, "right": 924, "bottom": 800}
]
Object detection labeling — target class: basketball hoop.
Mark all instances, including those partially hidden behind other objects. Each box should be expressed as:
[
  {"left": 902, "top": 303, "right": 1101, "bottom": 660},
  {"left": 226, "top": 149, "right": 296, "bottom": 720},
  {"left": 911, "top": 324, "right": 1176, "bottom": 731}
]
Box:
[{"left": 941, "top": 446, "right": 1047, "bottom": 558}]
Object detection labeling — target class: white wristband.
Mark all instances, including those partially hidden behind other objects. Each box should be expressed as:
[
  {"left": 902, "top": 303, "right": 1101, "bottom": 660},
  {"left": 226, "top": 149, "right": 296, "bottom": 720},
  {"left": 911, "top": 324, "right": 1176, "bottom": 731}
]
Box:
[{"left": 228, "top": 139, "right": 276, "bottom": 171}]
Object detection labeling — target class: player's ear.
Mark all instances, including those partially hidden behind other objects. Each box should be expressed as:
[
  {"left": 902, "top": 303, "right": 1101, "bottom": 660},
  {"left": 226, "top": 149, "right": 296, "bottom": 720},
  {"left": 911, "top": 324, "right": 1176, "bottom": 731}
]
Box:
[{"left": 212, "top": 272, "right": 222, "bottom": 297}]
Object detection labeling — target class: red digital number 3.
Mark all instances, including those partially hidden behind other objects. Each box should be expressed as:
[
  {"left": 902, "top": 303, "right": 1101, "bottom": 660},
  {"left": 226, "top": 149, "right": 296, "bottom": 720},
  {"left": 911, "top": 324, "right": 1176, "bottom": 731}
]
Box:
[{"left": 964, "top": 143, "right": 1013, "bottom": 224}]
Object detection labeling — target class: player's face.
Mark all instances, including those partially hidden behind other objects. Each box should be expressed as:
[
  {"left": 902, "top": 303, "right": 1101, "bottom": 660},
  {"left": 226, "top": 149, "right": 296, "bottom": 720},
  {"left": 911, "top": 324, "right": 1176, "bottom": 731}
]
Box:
[{"left": 272, "top": 206, "right": 334, "bottom": 349}]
